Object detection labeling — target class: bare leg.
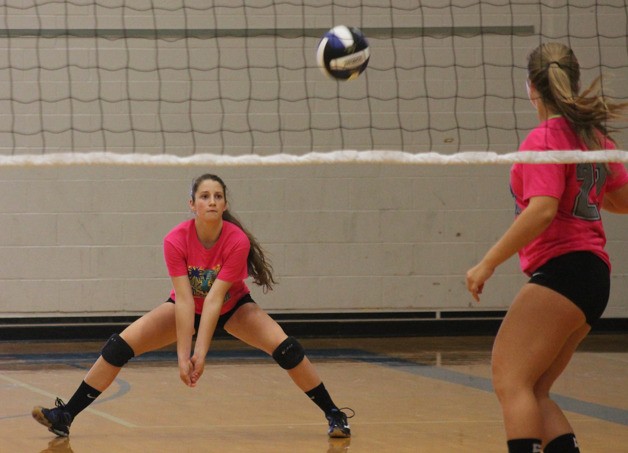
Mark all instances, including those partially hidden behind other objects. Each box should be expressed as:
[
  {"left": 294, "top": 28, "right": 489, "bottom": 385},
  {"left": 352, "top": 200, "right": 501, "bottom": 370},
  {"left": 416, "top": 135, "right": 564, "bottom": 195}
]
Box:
[
  {"left": 84, "top": 302, "right": 179, "bottom": 392},
  {"left": 33, "top": 302, "right": 180, "bottom": 436},
  {"left": 491, "top": 284, "right": 587, "bottom": 440},
  {"left": 534, "top": 323, "right": 589, "bottom": 445},
  {"left": 225, "top": 303, "right": 351, "bottom": 438},
  {"left": 224, "top": 302, "right": 322, "bottom": 391}
]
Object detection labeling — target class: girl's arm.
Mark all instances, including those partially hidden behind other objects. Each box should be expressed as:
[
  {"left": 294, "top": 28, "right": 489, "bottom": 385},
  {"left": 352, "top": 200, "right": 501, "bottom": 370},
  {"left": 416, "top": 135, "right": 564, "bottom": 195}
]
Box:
[
  {"left": 466, "top": 195, "right": 559, "bottom": 302},
  {"left": 189, "top": 278, "right": 233, "bottom": 385},
  {"left": 603, "top": 183, "right": 628, "bottom": 214},
  {"left": 171, "top": 275, "right": 197, "bottom": 386}
]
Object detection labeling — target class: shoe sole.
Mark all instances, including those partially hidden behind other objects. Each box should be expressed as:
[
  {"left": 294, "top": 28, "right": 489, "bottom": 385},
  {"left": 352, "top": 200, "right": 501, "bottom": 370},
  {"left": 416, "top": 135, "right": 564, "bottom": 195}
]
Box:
[
  {"left": 32, "top": 407, "right": 69, "bottom": 437},
  {"left": 328, "top": 427, "right": 351, "bottom": 438}
]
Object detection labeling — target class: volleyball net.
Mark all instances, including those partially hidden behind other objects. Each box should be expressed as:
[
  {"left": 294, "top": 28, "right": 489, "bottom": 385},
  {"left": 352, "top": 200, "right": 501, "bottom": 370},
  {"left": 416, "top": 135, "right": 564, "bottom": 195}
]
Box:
[
  {"left": 1, "top": 0, "right": 627, "bottom": 164},
  {"left": 2, "top": 1, "right": 628, "bottom": 323}
]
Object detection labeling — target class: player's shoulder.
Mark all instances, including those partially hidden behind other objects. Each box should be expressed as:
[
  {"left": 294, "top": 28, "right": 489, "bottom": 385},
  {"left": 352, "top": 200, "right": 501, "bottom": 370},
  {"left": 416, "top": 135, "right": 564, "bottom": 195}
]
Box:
[
  {"left": 519, "top": 117, "right": 573, "bottom": 151},
  {"left": 519, "top": 123, "right": 549, "bottom": 151},
  {"left": 222, "top": 220, "right": 249, "bottom": 243},
  {"left": 165, "top": 219, "right": 194, "bottom": 242}
]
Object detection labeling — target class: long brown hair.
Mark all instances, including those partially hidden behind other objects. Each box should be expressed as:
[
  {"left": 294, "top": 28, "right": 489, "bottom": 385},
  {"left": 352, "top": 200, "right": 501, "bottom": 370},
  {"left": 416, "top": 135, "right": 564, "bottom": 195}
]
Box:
[
  {"left": 527, "top": 42, "right": 628, "bottom": 150},
  {"left": 190, "top": 174, "right": 277, "bottom": 292}
]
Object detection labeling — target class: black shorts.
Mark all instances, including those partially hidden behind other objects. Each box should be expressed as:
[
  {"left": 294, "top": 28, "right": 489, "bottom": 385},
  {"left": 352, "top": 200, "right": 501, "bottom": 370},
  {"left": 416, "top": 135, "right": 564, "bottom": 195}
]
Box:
[
  {"left": 166, "top": 293, "right": 256, "bottom": 332},
  {"left": 528, "top": 251, "right": 610, "bottom": 326}
]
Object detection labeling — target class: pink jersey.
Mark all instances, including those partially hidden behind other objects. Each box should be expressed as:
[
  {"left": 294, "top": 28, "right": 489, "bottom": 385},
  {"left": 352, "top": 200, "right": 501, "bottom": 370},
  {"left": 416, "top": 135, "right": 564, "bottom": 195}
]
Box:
[
  {"left": 512, "top": 116, "right": 628, "bottom": 274},
  {"left": 163, "top": 219, "right": 250, "bottom": 314}
]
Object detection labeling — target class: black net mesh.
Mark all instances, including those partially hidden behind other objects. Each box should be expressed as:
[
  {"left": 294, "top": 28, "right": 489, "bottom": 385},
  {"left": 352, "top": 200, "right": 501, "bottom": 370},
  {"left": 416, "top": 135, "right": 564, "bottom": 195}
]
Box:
[{"left": 0, "top": 0, "right": 626, "bottom": 156}]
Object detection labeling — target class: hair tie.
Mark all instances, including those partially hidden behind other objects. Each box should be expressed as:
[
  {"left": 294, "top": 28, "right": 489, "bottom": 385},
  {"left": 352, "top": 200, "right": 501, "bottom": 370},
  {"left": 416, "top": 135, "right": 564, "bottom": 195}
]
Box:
[{"left": 547, "top": 61, "right": 563, "bottom": 69}]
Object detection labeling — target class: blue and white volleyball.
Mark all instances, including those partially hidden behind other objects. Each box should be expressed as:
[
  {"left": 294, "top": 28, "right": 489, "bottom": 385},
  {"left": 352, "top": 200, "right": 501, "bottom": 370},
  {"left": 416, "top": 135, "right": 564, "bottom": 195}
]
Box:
[{"left": 316, "top": 25, "right": 370, "bottom": 80}]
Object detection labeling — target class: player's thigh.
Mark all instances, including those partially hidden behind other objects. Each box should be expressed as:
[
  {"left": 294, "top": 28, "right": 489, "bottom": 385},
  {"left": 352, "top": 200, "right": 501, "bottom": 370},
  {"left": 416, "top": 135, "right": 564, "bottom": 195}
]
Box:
[
  {"left": 119, "top": 302, "right": 178, "bottom": 356},
  {"left": 492, "top": 283, "right": 587, "bottom": 388},
  {"left": 534, "top": 322, "right": 590, "bottom": 397},
  {"left": 224, "top": 302, "right": 287, "bottom": 354}
]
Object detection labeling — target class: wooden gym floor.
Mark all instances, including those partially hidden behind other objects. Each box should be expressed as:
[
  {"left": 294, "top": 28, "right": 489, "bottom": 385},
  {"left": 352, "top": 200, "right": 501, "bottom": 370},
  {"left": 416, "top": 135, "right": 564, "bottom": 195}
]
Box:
[{"left": 1, "top": 334, "right": 627, "bottom": 452}]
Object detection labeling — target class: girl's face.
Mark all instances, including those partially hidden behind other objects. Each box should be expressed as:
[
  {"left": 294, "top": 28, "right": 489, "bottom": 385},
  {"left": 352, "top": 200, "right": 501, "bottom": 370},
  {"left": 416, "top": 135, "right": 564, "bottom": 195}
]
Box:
[{"left": 190, "top": 179, "right": 227, "bottom": 221}]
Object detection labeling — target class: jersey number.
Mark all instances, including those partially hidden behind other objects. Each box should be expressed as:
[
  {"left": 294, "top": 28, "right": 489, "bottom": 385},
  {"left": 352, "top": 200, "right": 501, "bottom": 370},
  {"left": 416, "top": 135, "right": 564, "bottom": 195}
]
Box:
[{"left": 573, "top": 163, "right": 607, "bottom": 220}]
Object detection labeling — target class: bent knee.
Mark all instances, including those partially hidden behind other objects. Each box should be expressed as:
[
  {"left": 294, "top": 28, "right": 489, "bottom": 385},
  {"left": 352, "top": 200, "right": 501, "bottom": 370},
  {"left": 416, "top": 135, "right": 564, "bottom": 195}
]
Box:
[
  {"left": 491, "top": 366, "right": 533, "bottom": 402},
  {"left": 272, "top": 336, "right": 305, "bottom": 370},
  {"left": 101, "top": 333, "right": 135, "bottom": 367},
  {"left": 532, "top": 379, "right": 552, "bottom": 400}
]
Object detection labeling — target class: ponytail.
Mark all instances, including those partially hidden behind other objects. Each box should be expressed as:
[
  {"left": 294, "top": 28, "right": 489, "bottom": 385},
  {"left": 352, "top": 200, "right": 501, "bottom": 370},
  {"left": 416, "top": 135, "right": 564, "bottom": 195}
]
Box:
[
  {"left": 527, "top": 42, "right": 628, "bottom": 150},
  {"left": 223, "top": 210, "right": 277, "bottom": 292}
]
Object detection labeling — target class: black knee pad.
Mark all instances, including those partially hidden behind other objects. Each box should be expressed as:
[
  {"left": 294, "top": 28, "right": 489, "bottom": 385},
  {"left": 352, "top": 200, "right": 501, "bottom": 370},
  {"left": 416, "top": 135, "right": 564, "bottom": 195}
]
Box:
[
  {"left": 272, "top": 336, "right": 305, "bottom": 370},
  {"left": 101, "top": 333, "right": 135, "bottom": 367}
]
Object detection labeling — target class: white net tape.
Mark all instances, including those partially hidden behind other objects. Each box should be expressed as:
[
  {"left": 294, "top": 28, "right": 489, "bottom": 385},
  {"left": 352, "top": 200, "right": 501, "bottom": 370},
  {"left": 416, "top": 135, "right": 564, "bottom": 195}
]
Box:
[{"left": 0, "top": 150, "right": 626, "bottom": 167}]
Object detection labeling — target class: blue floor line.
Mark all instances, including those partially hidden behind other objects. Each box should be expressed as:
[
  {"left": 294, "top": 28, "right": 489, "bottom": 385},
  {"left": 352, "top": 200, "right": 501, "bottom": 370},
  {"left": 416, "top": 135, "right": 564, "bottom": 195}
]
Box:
[
  {"left": 354, "top": 355, "right": 628, "bottom": 426},
  {"left": 2, "top": 348, "right": 626, "bottom": 426}
]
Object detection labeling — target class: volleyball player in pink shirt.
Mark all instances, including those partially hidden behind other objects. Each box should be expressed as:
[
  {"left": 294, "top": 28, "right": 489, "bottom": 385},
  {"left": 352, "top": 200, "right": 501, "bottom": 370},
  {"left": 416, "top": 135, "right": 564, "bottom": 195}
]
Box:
[
  {"left": 33, "top": 173, "right": 352, "bottom": 439},
  {"left": 466, "top": 43, "right": 628, "bottom": 453}
]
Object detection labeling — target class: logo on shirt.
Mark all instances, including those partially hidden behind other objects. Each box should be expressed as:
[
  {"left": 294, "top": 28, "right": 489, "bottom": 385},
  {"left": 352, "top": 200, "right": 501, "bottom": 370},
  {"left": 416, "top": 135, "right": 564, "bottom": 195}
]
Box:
[{"left": 188, "top": 265, "right": 222, "bottom": 297}]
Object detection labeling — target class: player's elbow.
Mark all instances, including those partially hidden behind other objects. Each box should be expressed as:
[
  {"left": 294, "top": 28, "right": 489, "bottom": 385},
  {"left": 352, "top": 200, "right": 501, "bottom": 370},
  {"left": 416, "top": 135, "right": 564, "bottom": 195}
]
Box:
[
  {"left": 604, "top": 185, "right": 628, "bottom": 213},
  {"left": 527, "top": 196, "right": 559, "bottom": 226},
  {"left": 537, "top": 206, "right": 557, "bottom": 227}
]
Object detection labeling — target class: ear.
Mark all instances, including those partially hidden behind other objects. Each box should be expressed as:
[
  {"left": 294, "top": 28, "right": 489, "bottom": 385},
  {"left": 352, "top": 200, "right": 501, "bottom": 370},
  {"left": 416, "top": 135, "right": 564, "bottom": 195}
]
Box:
[
  {"left": 188, "top": 198, "right": 195, "bottom": 212},
  {"left": 526, "top": 80, "right": 540, "bottom": 108},
  {"left": 525, "top": 79, "right": 535, "bottom": 98}
]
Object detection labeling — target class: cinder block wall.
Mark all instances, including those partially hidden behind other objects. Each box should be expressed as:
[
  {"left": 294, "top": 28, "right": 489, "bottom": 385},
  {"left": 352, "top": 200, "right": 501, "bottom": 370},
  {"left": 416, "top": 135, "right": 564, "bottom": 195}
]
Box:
[
  {"left": 0, "top": 163, "right": 626, "bottom": 318},
  {"left": 0, "top": 2, "right": 626, "bottom": 319}
]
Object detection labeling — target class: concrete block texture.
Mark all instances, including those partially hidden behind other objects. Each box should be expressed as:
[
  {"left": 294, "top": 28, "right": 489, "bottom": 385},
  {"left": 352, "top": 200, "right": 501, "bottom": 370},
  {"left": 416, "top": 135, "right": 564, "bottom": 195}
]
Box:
[
  {"left": 0, "top": 164, "right": 625, "bottom": 319},
  {"left": 0, "top": 2, "right": 626, "bottom": 319}
]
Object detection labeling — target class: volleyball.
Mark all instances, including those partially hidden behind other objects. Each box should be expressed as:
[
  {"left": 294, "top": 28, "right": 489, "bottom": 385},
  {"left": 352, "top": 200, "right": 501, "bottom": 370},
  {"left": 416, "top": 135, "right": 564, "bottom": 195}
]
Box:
[{"left": 316, "top": 25, "right": 370, "bottom": 80}]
